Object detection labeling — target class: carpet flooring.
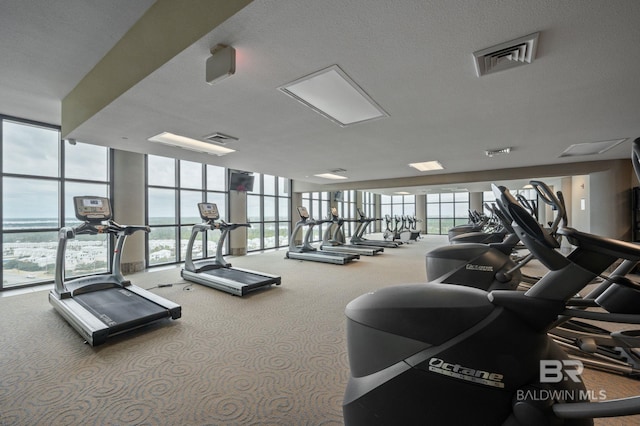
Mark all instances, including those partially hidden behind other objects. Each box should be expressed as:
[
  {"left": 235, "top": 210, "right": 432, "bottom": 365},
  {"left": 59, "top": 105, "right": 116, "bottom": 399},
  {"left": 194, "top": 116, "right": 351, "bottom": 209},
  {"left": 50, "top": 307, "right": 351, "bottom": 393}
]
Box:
[{"left": 0, "top": 235, "right": 639, "bottom": 425}]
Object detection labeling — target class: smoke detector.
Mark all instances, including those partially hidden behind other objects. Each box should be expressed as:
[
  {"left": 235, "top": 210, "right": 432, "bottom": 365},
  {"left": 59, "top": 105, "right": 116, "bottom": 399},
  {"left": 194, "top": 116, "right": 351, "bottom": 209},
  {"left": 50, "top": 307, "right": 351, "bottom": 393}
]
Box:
[
  {"left": 473, "top": 32, "right": 539, "bottom": 77},
  {"left": 203, "top": 132, "right": 239, "bottom": 145}
]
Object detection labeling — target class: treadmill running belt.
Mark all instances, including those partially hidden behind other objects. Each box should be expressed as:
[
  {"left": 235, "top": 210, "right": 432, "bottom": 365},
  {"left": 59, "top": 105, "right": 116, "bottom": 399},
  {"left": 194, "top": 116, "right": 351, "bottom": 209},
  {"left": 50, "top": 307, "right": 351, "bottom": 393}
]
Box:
[
  {"left": 203, "top": 268, "right": 275, "bottom": 285},
  {"left": 75, "top": 287, "right": 168, "bottom": 333}
]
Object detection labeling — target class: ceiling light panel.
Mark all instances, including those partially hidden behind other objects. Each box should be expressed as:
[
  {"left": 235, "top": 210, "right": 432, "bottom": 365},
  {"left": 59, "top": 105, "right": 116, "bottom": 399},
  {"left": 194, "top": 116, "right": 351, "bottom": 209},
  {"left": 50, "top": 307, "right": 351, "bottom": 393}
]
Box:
[
  {"left": 409, "top": 161, "right": 444, "bottom": 171},
  {"left": 279, "top": 65, "right": 388, "bottom": 126},
  {"left": 148, "top": 132, "right": 236, "bottom": 156},
  {"left": 559, "top": 138, "right": 627, "bottom": 157},
  {"left": 314, "top": 173, "right": 349, "bottom": 180}
]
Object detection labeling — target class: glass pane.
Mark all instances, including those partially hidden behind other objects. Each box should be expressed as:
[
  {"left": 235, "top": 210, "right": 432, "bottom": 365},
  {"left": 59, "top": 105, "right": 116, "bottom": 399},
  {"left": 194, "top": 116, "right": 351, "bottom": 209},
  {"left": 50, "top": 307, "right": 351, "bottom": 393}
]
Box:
[
  {"left": 65, "top": 142, "right": 108, "bottom": 181},
  {"left": 426, "top": 218, "right": 440, "bottom": 234},
  {"left": 263, "top": 222, "right": 276, "bottom": 249},
  {"left": 381, "top": 195, "right": 391, "bottom": 203},
  {"left": 263, "top": 174, "right": 276, "bottom": 196},
  {"left": 148, "top": 155, "right": 175, "bottom": 187},
  {"left": 247, "top": 223, "right": 262, "bottom": 251},
  {"left": 148, "top": 188, "right": 176, "bottom": 225},
  {"left": 65, "top": 234, "right": 109, "bottom": 278},
  {"left": 180, "top": 160, "right": 202, "bottom": 189},
  {"left": 180, "top": 190, "right": 202, "bottom": 224},
  {"left": 404, "top": 195, "right": 415, "bottom": 203},
  {"left": 380, "top": 204, "right": 391, "bottom": 217},
  {"left": 64, "top": 182, "right": 108, "bottom": 227},
  {"left": 3, "top": 177, "right": 59, "bottom": 229},
  {"left": 247, "top": 195, "right": 261, "bottom": 222},
  {"left": 392, "top": 195, "right": 403, "bottom": 203},
  {"left": 455, "top": 202, "right": 469, "bottom": 219},
  {"left": 278, "top": 198, "right": 289, "bottom": 221},
  {"left": 440, "top": 193, "right": 454, "bottom": 202},
  {"left": 206, "top": 192, "right": 226, "bottom": 220},
  {"left": 441, "top": 203, "right": 454, "bottom": 218},
  {"left": 3, "top": 120, "right": 59, "bottom": 177},
  {"left": 455, "top": 192, "right": 469, "bottom": 202},
  {"left": 2, "top": 231, "right": 58, "bottom": 287},
  {"left": 321, "top": 200, "right": 330, "bottom": 220},
  {"left": 148, "top": 226, "right": 177, "bottom": 265},
  {"left": 264, "top": 196, "right": 276, "bottom": 221},
  {"left": 311, "top": 200, "right": 319, "bottom": 219},
  {"left": 206, "top": 165, "right": 226, "bottom": 191},
  {"left": 427, "top": 193, "right": 439, "bottom": 202},
  {"left": 278, "top": 177, "right": 288, "bottom": 196},
  {"left": 278, "top": 222, "right": 289, "bottom": 247},
  {"left": 426, "top": 203, "right": 439, "bottom": 217},
  {"left": 404, "top": 204, "right": 416, "bottom": 216}
]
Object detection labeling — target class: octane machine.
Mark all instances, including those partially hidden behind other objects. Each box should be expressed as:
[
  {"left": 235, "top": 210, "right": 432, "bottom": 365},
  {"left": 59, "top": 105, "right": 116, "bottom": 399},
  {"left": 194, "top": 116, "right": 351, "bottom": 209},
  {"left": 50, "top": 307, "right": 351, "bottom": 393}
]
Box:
[
  {"left": 49, "top": 196, "right": 181, "bottom": 346},
  {"left": 181, "top": 202, "right": 281, "bottom": 296},
  {"left": 342, "top": 184, "right": 640, "bottom": 425}
]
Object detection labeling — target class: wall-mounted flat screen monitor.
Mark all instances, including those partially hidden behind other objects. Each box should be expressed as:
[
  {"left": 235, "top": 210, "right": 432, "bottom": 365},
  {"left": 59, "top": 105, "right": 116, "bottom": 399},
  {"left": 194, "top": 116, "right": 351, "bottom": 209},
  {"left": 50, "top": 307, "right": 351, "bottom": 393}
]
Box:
[{"left": 229, "top": 172, "right": 254, "bottom": 192}]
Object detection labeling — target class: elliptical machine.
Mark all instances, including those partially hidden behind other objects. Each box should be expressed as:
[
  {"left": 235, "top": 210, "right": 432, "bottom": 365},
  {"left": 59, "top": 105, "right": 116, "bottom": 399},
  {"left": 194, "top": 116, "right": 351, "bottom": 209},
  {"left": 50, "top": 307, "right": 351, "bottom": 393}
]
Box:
[
  {"left": 343, "top": 182, "right": 640, "bottom": 424},
  {"left": 424, "top": 180, "right": 564, "bottom": 292}
]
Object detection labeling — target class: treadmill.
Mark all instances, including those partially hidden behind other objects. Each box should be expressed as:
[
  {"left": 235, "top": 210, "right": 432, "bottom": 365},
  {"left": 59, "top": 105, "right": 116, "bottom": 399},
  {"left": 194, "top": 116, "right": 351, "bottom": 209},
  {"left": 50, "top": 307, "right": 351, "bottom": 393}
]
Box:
[
  {"left": 286, "top": 206, "right": 359, "bottom": 264},
  {"left": 181, "top": 203, "right": 281, "bottom": 296},
  {"left": 48, "top": 196, "right": 181, "bottom": 346},
  {"left": 320, "top": 207, "right": 383, "bottom": 256},
  {"left": 349, "top": 208, "right": 400, "bottom": 248}
]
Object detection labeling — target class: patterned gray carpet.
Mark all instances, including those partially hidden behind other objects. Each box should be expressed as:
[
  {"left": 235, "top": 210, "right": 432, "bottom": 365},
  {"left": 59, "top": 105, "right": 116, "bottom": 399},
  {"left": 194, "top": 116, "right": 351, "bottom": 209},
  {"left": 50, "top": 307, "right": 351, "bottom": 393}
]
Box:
[{"left": 1, "top": 235, "right": 639, "bottom": 425}]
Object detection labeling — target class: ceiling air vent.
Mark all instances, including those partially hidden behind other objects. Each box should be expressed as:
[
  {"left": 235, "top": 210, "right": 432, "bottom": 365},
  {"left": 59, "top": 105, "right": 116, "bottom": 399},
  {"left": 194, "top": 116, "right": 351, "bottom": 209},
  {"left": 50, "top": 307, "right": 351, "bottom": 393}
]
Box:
[
  {"left": 473, "top": 32, "right": 539, "bottom": 77},
  {"left": 203, "top": 132, "right": 238, "bottom": 145}
]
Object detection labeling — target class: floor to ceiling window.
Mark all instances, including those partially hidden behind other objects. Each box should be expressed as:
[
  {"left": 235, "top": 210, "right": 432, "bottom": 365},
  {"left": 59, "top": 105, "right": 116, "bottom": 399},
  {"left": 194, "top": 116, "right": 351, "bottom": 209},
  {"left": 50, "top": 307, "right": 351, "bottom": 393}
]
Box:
[
  {"left": 1, "top": 116, "right": 111, "bottom": 289},
  {"left": 246, "top": 174, "right": 291, "bottom": 251},
  {"left": 146, "top": 156, "right": 228, "bottom": 266},
  {"left": 360, "top": 191, "right": 378, "bottom": 233},
  {"left": 380, "top": 194, "right": 416, "bottom": 233},
  {"left": 425, "top": 192, "right": 469, "bottom": 234}
]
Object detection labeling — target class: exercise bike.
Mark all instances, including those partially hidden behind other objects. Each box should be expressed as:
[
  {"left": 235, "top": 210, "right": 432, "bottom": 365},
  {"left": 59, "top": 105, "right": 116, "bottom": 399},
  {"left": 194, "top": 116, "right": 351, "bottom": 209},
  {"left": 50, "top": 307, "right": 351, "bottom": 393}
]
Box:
[{"left": 343, "top": 180, "right": 640, "bottom": 424}]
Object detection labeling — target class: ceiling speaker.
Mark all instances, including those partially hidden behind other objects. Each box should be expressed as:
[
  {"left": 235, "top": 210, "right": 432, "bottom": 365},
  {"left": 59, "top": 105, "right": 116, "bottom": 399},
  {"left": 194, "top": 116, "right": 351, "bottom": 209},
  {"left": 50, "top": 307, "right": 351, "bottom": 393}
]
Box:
[{"left": 206, "top": 44, "right": 235, "bottom": 85}]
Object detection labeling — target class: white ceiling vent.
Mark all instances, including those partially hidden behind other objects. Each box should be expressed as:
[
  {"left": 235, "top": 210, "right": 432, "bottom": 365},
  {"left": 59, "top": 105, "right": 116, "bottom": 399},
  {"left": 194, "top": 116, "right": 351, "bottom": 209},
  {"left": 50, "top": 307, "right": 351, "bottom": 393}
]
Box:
[
  {"left": 473, "top": 32, "right": 539, "bottom": 77},
  {"left": 203, "top": 132, "right": 239, "bottom": 145}
]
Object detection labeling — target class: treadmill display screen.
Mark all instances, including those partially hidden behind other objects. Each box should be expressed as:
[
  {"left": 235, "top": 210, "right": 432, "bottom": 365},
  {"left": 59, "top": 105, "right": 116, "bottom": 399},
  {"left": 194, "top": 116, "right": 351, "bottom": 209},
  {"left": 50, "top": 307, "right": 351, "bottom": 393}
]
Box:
[
  {"left": 74, "top": 196, "right": 112, "bottom": 222},
  {"left": 198, "top": 203, "right": 220, "bottom": 220}
]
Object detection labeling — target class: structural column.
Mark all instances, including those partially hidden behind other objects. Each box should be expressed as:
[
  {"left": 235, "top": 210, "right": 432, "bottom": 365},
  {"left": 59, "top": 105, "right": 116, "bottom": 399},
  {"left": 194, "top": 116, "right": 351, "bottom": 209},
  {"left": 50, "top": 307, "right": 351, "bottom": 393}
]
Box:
[{"left": 112, "top": 149, "right": 146, "bottom": 273}]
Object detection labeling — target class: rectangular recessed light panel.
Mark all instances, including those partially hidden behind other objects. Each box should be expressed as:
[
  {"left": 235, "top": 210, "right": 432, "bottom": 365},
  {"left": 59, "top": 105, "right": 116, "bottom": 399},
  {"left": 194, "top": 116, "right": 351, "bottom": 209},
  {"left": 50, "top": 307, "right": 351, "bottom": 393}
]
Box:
[
  {"left": 148, "top": 132, "right": 235, "bottom": 156},
  {"left": 314, "top": 173, "right": 348, "bottom": 180},
  {"left": 560, "top": 138, "right": 627, "bottom": 157},
  {"left": 279, "top": 65, "right": 388, "bottom": 126},
  {"left": 409, "top": 161, "right": 444, "bottom": 171}
]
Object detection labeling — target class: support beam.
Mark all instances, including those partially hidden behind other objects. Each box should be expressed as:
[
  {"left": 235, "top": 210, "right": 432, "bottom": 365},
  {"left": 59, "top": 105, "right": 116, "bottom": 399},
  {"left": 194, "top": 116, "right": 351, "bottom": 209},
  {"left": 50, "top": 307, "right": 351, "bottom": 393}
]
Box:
[{"left": 62, "top": 0, "right": 253, "bottom": 137}]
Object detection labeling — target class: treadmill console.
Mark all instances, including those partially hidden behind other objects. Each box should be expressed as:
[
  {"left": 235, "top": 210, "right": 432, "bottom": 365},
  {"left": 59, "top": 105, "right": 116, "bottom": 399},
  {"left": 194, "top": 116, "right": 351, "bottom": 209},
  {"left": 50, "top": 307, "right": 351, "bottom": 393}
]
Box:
[
  {"left": 198, "top": 203, "right": 220, "bottom": 220},
  {"left": 74, "top": 196, "right": 112, "bottom": 223},
  {"left": 297, "top": 206, "right": 310, "bottom": 219}
]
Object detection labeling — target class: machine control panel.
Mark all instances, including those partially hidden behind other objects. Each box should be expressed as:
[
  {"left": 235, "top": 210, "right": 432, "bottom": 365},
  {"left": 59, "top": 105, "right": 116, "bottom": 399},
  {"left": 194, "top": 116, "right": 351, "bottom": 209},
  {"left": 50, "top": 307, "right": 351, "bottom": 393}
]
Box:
[
  {"left": 74, "top": 196, "right": 112, "bottom": 222},
  {"left": 198, "top": 203, "right": 220, "bottom": 220},
  {"left": 297, "top": 206, "right": 310, "bottom": 219}
]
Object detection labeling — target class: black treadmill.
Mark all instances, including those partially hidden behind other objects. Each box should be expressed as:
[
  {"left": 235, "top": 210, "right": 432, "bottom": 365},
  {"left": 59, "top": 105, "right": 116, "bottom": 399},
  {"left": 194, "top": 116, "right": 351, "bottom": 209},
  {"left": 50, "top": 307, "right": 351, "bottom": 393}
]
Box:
[
  {"left": 349, "top": 208, "right": 399, "bottom": 248},
  {"left": 181, "top": 203, "right": 281, "bottom": 296},
  {"left": 286, "top": 206, "right": 360, "bottom": 264},
  {"left": 48, "top": 196, "right": 181, "bottom": 346}
]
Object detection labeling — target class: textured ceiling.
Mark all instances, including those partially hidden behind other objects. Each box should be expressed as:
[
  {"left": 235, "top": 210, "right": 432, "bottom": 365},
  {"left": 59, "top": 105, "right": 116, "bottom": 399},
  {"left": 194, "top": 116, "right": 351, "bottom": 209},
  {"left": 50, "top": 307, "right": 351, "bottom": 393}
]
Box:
[{"left": 1, "top": 0, "right": 639, "bottom": 194}]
